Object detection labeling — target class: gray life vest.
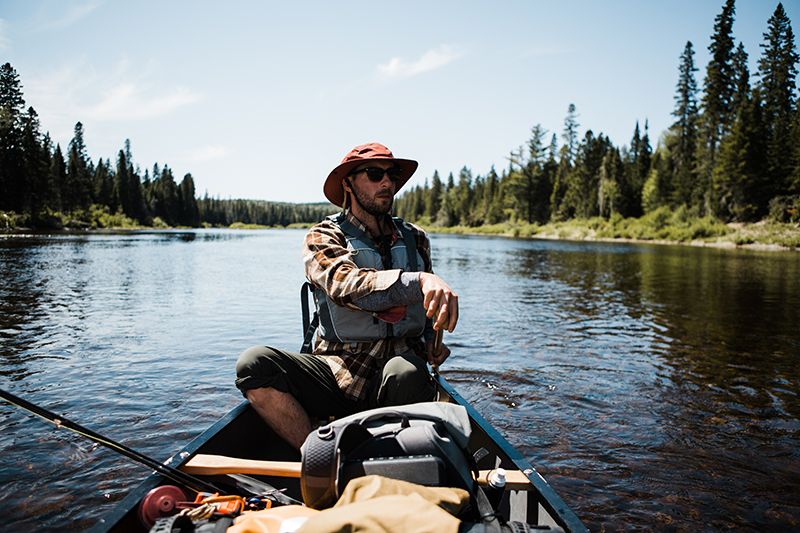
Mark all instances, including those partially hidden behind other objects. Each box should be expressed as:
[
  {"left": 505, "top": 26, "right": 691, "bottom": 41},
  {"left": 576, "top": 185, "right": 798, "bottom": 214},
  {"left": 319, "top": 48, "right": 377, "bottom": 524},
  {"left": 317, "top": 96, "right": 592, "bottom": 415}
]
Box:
[{"left": 314, "top": 213, "right": 427, "bottom": 343}]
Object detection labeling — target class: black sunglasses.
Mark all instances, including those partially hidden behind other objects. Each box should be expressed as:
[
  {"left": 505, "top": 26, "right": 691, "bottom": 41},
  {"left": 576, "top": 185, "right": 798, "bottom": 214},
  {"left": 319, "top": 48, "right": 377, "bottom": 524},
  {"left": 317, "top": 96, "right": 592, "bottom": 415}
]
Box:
[{"left": 352, "top": 167, "right": 403, "bottom": 183}]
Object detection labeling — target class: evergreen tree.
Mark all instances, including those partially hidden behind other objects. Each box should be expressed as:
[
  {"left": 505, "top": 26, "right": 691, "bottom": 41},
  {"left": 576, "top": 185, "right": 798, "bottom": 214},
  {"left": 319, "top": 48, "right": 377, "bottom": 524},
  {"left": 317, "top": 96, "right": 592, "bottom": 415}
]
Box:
[
  {"left": 621, "top": 121, "right": 651, "bottom": 217},
  {"left": 21, "top": 107, "right": 49, "bottom": 216},
  {"left": 757, "top": 2, "right": 798, "bottom": 196},
  {"left": 454, "top": 166, "right": 473, "bottom": 225},
  {"left": 0, "top": 62, "right": 26, "bottom": 211},
  {"left": 792, "top": 106, "right": 800, "bottom": 193},
  {"left": 65, "top": 122, "right": 92, "bottom": 211},
  {"left": 426, "top": 170, "right": 443, "bottom": 220},
  {"left": 696, "top": 0, "right": 737, "bottom": 213},
  {"left": 561, "top": 103, "right": 580, "bottom": 164},
  {"left": 482, "top": 166, "right": 503, "bottom": 224},
  {"left": 115, "top": 149, "right": 131, "bottom": 215},
  {"left": 178, "top": 173, "right": 200, "bottom": 227},
  {"left": 153, "top": 166, "right": 180, "bottom": 225},
  {"left": 642, "top": 149, "right": 673, "bottom": 213},
  {"left": 94, "top": 158, "right": 114, "bottom": 208},
  {"left": 598, "top": 147, "right": 624, "bottom": 217},
  {"left": 51, "top": 144, "right": 67, "bottom": 212},
  {"left": 40, "top": 133, "right": 60, "bottom": 212},
  {"left": 671, "top": 41, "right": 700, "bottom": 207},
  {"left": 550, "top": 146, "right": 572, "bottom": 221}
]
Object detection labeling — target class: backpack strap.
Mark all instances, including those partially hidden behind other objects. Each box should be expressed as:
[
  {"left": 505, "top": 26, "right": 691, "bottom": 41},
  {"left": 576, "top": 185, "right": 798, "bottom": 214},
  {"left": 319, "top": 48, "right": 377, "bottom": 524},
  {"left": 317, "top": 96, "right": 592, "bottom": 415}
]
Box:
[{"left": 393, "top": 217, "right": 419, "bottom": 272}]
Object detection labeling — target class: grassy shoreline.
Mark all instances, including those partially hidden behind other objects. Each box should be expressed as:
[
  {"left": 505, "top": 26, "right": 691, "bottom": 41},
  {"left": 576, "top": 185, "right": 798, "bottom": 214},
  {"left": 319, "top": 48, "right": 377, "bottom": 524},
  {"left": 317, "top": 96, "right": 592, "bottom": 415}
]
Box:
[
  {"left": 423, "top": 213, "right": 800, "bottom": 251},
  {"left": 3, "top": 209, "right": 797, "bottom": 250}
]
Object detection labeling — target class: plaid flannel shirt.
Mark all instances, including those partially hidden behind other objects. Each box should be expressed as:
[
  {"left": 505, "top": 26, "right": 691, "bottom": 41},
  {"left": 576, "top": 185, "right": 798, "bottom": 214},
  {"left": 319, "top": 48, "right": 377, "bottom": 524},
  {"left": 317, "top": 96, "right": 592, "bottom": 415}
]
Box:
[{"left": 303, "top": 210, "right": 433, "bottom": 401}]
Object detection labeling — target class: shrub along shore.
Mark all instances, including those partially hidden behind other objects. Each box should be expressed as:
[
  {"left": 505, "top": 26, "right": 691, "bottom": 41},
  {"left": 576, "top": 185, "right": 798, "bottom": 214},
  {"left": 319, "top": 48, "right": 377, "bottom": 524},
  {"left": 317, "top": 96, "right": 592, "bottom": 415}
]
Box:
[
  {"left": 420, "top": 207, "right": 800, "bottom": 251},
  {"left": 3, "top": 206, "right": 798, "bottom": 251}
]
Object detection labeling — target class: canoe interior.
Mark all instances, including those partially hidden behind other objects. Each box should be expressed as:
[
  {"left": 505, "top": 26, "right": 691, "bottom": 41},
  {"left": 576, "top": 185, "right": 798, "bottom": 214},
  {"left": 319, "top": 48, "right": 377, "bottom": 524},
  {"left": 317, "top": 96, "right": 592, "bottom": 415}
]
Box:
[{"left": 92, "top": 376, "right": 586, "bottom": 533}]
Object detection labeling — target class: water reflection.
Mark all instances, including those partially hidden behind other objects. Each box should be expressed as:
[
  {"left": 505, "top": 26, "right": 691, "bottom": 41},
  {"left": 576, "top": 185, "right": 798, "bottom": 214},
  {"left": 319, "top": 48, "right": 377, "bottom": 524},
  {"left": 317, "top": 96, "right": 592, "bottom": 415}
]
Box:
[
  {"left": 433, "top": 236, "right": 800, "bottom": 530},
  {"left": 1, "top": 231, "right": 798, "bottom": 530}
]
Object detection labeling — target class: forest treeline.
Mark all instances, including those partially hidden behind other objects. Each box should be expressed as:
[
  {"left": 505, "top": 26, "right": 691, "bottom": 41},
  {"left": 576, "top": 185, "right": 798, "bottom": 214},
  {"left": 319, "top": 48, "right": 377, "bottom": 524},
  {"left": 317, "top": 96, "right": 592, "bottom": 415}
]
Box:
[
  {"left": 2, "top": 1, "right": 798, "bottom": 233},
  {"left": 0, "top": 65, "right": 332, "bottom": 229},
  {"left": 395, "top": 2, "right": 800, "bottom": 227}
]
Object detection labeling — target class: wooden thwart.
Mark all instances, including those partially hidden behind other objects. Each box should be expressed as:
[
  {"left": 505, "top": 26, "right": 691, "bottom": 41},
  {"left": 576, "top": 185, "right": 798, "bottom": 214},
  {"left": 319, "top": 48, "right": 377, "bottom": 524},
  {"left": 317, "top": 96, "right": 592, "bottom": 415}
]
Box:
[{"left": 182, "top": 454, "right": 531, "bottom": 490}]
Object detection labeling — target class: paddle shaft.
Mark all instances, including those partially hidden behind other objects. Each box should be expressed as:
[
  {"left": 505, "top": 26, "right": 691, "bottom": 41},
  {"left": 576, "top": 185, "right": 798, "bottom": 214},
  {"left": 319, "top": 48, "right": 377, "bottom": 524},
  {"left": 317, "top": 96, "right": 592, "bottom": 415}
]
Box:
[
  {"left": 0, "top": 388, "right": 223, "bottom": 494},
  {"left": 183, "top": 454, "right": 532, "bottom": 490}
]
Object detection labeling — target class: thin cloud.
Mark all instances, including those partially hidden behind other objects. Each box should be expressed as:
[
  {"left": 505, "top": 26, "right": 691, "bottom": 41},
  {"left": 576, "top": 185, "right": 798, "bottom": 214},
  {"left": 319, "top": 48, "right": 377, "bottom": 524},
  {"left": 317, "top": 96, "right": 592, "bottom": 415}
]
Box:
[
  {"left": 24, "top": 59, "right": 203, "bottom": 146},
  {"left": 87, "top": 83, "right": 202, "bottom": 121},
  {"left": 377, "top": 45, "right": 461, "bottom": 79},
  {"left": 0, "top": 19, "right": 10, "bottom": 49},
  {"left": 40, "top": 0, "right": 103, "bottom": 30},
  {"left": 185, "top": 145, "right": 229, "bottom": 163}
]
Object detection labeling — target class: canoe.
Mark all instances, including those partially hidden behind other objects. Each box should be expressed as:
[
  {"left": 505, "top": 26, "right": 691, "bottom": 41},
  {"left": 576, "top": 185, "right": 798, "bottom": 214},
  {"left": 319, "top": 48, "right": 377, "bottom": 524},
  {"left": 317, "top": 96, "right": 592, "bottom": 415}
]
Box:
[{"left": 91, "top": 373, "right": 587, "bottom": 532}]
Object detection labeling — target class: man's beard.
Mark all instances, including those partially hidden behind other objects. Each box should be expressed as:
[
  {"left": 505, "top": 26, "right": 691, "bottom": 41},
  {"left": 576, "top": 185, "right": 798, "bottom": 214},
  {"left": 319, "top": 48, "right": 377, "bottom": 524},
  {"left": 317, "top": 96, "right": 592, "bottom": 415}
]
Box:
[{"left": 352, "top": 187, "right": 393, "bottom": 216}]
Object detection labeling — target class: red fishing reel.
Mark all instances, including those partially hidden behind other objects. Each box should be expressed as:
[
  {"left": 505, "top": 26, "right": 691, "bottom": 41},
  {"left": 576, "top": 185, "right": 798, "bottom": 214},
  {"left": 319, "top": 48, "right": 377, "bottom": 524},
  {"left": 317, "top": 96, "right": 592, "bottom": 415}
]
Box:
[{"left": 137, "top": 485, "right": 190, "bottom": 529}]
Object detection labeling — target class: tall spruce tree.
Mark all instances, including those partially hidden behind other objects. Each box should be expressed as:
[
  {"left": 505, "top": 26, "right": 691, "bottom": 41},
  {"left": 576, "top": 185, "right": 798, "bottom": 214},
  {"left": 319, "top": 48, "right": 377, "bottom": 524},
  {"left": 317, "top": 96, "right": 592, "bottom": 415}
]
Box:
[
  {"left": 21, "top": 107, "right": 49, "bottom": 217},
  {"left": 0, "top": 62, "right": 26, "bottom": 212},
  {"left": 51, "top": 144, "right": 67, "bottom": 212},
  {"left": 65, "top": 122, "right": 93, "bottom": 211},
  {"left": 697, "top": 0, "right": 737, "bottom": 213},
  {"left": 757, "top": 2, "right": 798, "bottom": 197},
  {"left": 561, "top": 103, "right": 580, "bottom": 164},
  {"left": 178, "top": 173, "right": 200, "bottom": 227},
  {"left": 712, "top": 42, "right": 768, "bottom": 220},
  {"left": 427, "top": 170, "right": 443, "bottom": 220},
  {"left": 598, "top": 147, "right": 624, "bottom": 218},
  {"left": 671, "top": 41, "right": 700, "bottom": 207}
]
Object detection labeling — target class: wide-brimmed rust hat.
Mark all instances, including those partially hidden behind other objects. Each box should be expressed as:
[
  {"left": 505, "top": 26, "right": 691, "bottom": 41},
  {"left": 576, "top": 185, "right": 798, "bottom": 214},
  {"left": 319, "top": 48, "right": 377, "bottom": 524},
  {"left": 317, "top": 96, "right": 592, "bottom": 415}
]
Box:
[{"left": 324, "top": 142, "right": 418, "bottom": 207}]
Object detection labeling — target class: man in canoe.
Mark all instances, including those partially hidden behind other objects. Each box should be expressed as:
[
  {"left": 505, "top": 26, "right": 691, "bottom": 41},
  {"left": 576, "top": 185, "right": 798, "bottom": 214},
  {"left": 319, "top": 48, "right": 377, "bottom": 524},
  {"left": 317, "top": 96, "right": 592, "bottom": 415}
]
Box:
[{"left": 235, "top": 142, "right": 458, "bottom": 449}]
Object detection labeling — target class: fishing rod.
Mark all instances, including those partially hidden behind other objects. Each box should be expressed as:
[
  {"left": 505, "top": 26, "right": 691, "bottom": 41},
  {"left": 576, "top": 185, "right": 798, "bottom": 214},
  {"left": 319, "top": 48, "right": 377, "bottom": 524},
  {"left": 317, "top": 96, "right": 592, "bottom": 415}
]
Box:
[{"left": 0, "top": 388, "right": 224, "bottom": 495}]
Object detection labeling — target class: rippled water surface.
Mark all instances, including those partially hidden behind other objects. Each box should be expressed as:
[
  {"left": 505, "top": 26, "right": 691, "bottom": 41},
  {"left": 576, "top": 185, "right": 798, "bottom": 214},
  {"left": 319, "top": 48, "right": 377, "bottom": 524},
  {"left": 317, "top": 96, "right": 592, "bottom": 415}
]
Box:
[{"left": 1, "top": 230, "right": 798, "bottom": 531}]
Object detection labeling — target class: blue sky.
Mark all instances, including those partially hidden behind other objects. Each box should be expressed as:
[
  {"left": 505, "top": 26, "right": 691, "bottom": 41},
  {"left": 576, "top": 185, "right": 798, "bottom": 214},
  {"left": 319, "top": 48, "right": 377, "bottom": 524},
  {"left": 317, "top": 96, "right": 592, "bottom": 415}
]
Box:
[{"left": 1, "top": 1, "right": 798, "bottom": 203}]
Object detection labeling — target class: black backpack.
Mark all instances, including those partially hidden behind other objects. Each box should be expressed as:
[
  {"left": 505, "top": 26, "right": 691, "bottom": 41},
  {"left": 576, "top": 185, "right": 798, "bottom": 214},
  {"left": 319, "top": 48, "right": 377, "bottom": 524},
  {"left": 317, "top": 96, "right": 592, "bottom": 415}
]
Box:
[{"left": 300, "top": 402, "right": 477, "bottom": 510}]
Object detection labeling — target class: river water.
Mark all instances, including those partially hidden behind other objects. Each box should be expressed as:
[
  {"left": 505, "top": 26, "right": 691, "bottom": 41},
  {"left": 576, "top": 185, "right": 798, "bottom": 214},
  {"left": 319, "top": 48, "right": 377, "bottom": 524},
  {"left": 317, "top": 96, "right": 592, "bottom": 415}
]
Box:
[{"left": 0, "top": 229, "right": 798, "bottom": 531}]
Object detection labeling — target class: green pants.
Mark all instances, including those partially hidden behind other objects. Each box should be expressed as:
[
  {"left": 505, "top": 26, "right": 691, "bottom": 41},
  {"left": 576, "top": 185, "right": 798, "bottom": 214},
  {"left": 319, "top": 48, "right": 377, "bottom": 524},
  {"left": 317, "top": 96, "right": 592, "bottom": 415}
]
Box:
[{"left": 235, "top": 346, "right": 435, "bottom": 419}]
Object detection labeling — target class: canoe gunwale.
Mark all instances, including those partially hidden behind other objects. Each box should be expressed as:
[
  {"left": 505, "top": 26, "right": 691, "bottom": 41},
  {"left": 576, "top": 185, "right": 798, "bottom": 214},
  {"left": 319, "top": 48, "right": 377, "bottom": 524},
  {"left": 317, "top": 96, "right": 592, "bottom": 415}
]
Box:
[
  {"left": 436, "top": 376, "right": 588, "bottom": 533},
  {"left": 94, "top": 377, "right": 587, "bottom": 532},
  {"left": 88, "top": 401, "right": 250, "bottom": 533}
]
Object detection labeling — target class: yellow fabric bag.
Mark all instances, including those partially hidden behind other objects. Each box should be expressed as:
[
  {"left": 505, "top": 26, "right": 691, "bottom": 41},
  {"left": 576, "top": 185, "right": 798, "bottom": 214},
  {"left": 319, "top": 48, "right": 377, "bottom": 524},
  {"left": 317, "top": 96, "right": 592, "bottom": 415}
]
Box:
[{"left": 297, "top": 475, "right": 470, "bottom": 533}]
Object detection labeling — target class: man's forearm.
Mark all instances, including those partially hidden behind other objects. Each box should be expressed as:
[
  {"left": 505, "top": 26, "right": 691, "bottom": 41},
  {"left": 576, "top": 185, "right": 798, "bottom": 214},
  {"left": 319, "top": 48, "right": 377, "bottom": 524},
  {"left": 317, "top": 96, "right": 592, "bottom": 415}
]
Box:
[{"left": 353, "top": 272, "right": 422, "bottom": 311}]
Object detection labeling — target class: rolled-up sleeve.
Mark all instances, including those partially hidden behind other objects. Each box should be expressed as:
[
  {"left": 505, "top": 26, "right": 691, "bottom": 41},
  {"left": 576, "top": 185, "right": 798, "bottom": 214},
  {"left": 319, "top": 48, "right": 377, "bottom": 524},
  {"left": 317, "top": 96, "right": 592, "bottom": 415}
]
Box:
[{"left": 303, "top": 220, "right": 401, "bottom": 307}]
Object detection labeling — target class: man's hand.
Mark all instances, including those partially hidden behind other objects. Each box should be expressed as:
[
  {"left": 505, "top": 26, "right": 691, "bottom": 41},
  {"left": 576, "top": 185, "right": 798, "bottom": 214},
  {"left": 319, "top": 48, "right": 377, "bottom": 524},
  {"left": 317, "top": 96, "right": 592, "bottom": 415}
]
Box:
[
  {"left": 427, "top": 340, "right": 451, "bottom": 367},
  {"left": 419, "top": 272, "right": 459, "bottom": 332}
]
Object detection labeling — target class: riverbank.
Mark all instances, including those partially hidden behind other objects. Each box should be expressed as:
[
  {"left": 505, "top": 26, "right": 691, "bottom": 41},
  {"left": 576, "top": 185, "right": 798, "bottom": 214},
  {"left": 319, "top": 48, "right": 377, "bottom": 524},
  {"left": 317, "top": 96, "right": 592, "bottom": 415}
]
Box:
[
  {"left": 423, "top": 211, "right": 800, "bottom": 251},
  {"left": 4, "top": 209, "right": 798, "bottom": 250}
]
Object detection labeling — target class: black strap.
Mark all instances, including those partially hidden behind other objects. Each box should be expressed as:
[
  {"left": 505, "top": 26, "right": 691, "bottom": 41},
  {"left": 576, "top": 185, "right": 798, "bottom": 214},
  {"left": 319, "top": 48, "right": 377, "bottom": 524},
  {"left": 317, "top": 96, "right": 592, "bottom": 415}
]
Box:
[{"left": 300, "top": 282, "right": 318, "bottom": 354}]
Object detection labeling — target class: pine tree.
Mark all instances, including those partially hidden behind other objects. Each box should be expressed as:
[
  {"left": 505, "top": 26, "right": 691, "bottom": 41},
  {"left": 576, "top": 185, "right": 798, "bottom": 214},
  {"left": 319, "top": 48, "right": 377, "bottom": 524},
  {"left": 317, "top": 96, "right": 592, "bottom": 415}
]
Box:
[
  {"left": 65, "top": 122, "right": 92, "bottom": 211},
  {"left": 696, "top": 0, "right": 737, "bottom": 213},
  {"left": 454, "top": 166, "right": 473, "bottom": 225},
  {"left": 598, "top": 147, "right": 624, "bottom": 218},
  {"left": 711, "top": 42, "right": 767, "bottom": 220},
  {"left": 426, "top": 170, "right": 443, "bottom": 220},
  {"left": 671, "top": 41, "right": 700, "bottom": 207},
  {"left": 561, "top": 103, "right": 580, "bottom": 164},
  {"left": 21, "top": 107, "right": 49, "bottom": 217},
  {"left": 178, "top": 173, "right": 200, "bottom": 227},
  {"left": 757, "top": 2, "right": 798, "bottom": 197},
  {"left": 621, "top": 121, "right": 652, "bottom": 217},
  {"left": 39, "top": 133, "right": 59, "bottom": 212},
  {"left": 94, "top": 158, "right": 114, "bottom": 208},
  {"left": 642, "top": 149, "right": 673, "bottom": 213},
  {"left": 50, "top": 144, "right": 67, "bottom": 212},
  {"left": 0, "top": 62, "right": 26, "bottom": 211},
  {"left": 115, "top": 149, "right": 130, "bottom": 216}
]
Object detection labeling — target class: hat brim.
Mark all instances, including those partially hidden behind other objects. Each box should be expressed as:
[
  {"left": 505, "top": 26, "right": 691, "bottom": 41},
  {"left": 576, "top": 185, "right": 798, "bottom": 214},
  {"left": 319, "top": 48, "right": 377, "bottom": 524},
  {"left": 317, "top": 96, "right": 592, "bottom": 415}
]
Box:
[{"left": 324, "top": 157, "right": 418, "bottom": 207}]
